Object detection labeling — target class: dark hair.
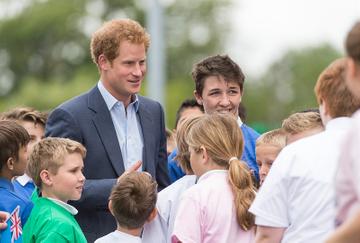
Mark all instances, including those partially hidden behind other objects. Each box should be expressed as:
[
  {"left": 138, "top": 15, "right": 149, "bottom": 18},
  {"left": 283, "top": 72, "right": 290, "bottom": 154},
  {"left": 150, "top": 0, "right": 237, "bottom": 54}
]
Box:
[
  {"left": 346, "top": 21, "right": 360, "bottom": 63},
  {"left": 0, "top": 120, "right": 30, "bottom": 171},
  {"left": 192, "top": 54, "right": 245, "bottom": 96},
  {"left": 110, "top": 172, "right": 157, "bottom": 229},
  {"left": 1, "top": 107, "right": 47, "bottom": 127},
  {"left": 174, "top": 99, "right": 203, "bottom": 129}
]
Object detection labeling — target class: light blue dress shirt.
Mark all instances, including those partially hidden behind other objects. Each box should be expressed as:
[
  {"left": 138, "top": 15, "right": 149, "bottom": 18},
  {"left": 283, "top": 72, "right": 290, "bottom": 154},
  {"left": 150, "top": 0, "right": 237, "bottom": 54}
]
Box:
[{"left": 98, "top": 81, "right": 143, "bottom": 170}]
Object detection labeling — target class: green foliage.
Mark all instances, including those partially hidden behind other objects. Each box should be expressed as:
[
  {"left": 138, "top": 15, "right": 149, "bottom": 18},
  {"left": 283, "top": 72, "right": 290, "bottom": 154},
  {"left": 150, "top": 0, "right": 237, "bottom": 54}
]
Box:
[
  {"left": 0, "top": 1, "right": 343, "bottom": 131},
  {"left": 244, "top": 43, "right": 342, "bottom": 130}
]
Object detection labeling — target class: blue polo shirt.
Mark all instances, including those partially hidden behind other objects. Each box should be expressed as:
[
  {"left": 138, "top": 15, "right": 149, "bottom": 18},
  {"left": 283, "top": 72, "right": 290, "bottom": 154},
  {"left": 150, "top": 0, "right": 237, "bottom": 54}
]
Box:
[
  {"left": 0, "top": 178, "right": 33, "bottom": 241},
  {"left": 167, "top": 121, "right": 260, "bottom": 183}
]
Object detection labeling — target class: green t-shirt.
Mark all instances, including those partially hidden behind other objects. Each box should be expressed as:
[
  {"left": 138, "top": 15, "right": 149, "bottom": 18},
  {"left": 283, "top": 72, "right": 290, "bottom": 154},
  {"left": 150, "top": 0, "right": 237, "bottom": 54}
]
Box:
[{"left": 23, "top": 197, "right": 87, "bottom": 243}]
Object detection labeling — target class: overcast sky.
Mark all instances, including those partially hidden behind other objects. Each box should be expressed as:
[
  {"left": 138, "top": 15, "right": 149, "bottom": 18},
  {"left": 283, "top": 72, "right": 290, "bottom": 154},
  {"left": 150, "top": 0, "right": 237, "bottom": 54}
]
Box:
[{"left": 227, "top": 0, "right": 360, "bottom": 78}]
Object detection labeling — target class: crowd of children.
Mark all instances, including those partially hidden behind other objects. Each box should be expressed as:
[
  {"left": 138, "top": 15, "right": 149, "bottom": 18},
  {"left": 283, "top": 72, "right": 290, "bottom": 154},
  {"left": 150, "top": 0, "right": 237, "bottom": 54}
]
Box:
[{"left": 1, "top": 19, "right": 360, "bottom": 243}]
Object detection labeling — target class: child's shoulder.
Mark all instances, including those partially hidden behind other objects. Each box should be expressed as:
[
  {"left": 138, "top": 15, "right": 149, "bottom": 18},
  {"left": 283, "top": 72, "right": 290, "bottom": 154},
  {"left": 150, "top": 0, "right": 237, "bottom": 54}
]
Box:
[
  {"left": 31, "top": 199, "right": 82, "bottom": 230},
  {"left": 0, "top": 184, "right": 33, "bottom": 210}
]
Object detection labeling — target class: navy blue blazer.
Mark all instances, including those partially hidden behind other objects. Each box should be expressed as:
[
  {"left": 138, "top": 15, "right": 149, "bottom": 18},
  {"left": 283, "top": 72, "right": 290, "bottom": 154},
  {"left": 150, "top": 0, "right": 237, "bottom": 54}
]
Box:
[{"left": 45, "top": 86, "right": 170, "bottom": 242}]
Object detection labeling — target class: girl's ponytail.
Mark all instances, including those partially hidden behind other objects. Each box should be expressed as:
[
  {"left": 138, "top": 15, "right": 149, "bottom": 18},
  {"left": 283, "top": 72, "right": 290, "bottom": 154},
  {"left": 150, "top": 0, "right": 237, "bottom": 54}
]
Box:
[{"left": 228, "top": 158, "right": 256, "bottom": 230}]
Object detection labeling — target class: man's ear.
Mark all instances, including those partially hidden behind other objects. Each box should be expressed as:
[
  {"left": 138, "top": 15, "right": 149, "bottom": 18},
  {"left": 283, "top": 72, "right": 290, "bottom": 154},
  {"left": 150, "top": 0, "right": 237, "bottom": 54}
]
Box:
[
  {"left": 40, "top": 169, "right": 52, "bottom": 186},
  {"left": 146, "top": 207, "right": 158, "bottom": 222},
  {"left": 194, "top": 90, "right": 203, "bottom": 105},
  {"left": 98, "top": 54, "right": 111, "bottom": 71}
]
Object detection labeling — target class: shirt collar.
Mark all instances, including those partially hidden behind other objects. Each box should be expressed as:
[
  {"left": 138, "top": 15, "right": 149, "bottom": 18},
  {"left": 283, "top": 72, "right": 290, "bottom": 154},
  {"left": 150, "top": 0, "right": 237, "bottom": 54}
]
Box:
[
  {"left": 237, "top": 116, "right": 243, "bottom": 127},
  {"left": 114, "top": 230, "right": 141, "bottom": 242},
  {"left": 47, "top": 197, "right": 78, "bottom": 215},
  {"left": 16, "top": 174, "right": 33, "bottom": 186},
  {"left": 98, "top": 81, "right": 139, "bottom": 112},
  {"left": 326, "top": 117, "right": 352, "bottom": 131},
  {"left": 198, "top": 170, "right": 228, "bottom": 183}
]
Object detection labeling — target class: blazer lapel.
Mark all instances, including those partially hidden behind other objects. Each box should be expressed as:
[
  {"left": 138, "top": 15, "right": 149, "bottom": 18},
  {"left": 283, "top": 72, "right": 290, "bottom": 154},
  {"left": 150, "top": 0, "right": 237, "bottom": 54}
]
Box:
[
  {"left": 138, "top": 99, "right": 154, "bottom": 171},
  {"left": 87, "top": 87, "right": 125, "bottom": 176}
]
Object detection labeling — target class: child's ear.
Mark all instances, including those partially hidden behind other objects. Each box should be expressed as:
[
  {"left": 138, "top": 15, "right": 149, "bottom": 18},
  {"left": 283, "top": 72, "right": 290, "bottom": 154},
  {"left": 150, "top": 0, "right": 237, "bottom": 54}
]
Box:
[
  {"left": 6, "top": 157, "right": 15, "bottom": 171},
  {"left": 40, "top": 169, "right": 52, "bottom": 186},
  {"left": 200, "top": 146, "right": 209, "bottom": 165},
  {"left": 146, "top": 207, "right": 158, "bottom": 222},
  {"left": 108, "top": 200, "right": 114, "bottom": 216},
  {"left": 194, "top": 90, "right": 203, "bottom": 105}
]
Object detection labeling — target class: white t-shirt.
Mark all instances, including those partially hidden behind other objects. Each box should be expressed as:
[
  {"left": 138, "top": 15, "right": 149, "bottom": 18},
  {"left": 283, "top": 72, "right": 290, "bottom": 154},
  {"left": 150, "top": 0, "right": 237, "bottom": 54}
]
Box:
[
  {"left": 142, "top": 175, "right": 197, "bottom": 243},
  {"left": 249, "top": 117, "right": 351, "bottom": 243},
  {"left": 95, "top": 230, "right": 141, "bottom": 243}
]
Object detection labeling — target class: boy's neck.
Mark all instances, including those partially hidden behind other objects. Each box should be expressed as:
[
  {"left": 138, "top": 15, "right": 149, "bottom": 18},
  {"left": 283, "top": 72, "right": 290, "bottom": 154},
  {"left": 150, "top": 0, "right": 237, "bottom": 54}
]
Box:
[
  {"left": 117, "top": 225, "right": 142, "bottom": 237},
  {"left": 41, "top": 188, "right": 68, "bottom": 203},
  {"left": 0, "top": 169, "right": 15, "bottom": 181}
]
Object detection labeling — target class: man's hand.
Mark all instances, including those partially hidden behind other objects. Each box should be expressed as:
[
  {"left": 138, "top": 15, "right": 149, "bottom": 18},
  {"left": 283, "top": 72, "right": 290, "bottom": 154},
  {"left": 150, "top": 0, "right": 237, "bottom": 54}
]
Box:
[{"left": 117, "top": 160, "right": 142, "bottom": 183}]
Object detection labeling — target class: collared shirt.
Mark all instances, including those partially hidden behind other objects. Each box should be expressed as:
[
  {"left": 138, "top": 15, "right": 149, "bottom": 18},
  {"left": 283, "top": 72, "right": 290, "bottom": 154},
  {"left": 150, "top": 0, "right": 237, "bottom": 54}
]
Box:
[
  {"left": 172, "top": 170, "right": 255, "bottom": 243},
  {"left": 13, "top": 174, "right": 36, "bottom": 199},
  {"left": 167, "top": 116, "right": 259, "bottom": 183},
  {"left": 142, "top": 175, "right": 197, "bottom": 243},
  {"left": 336, "top": 110, "right": 360, "bottom": 224},
  {"left": 98, "top": 81, "right": 143, "bottom": 170},
  {"left": 249, "top": 117, "right": 352, "bottom": 243},
  {"left": 48, "top": 197, "right": 78, "bottom": 215},
  {"left": 95, "top": 230, "right": 142, "bottom": 243},
  {"left": 0, "top": 178, "right": 33, "bottom": 227},
  {"left": 16, "top": 173, "right": 33, "bottom": 186}
]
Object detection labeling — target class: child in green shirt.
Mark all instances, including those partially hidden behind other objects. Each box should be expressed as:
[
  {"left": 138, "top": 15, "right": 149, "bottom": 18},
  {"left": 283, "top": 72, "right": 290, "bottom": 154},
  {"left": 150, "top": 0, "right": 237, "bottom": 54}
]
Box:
[{"left": 23, "top": 137, "right": 87, "bottom": 242}]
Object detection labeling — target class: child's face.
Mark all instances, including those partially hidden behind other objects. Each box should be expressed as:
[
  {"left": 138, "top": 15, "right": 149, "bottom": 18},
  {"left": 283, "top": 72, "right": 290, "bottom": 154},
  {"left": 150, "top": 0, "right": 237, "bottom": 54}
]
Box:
[
  {"left": 12, "top": 146, "right": 28, "bottom": 176},
  {"left": 19, "top": 121, "right": 45, "bottom": 152},
  {"left": 189, "top": 146, "right": 205, "bottom": 177},
  {"left": 256, "top": 145, "right": 282, "bottom": 185},
  {"left": 195, "top": 76, "right": 242, "bottom": 118},
  {"left": 48, "top": 152, "right": 85, "bottom": 202}
]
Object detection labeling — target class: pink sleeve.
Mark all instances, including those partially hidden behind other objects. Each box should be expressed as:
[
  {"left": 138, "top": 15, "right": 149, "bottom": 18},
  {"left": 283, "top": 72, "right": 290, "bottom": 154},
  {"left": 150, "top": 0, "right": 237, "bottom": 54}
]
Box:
[
  {"left": 336, "top": 124, "right": 360, "bottom": 225},
  {"left": 171, "top": 193, "right": 202, "bottom": 243}
]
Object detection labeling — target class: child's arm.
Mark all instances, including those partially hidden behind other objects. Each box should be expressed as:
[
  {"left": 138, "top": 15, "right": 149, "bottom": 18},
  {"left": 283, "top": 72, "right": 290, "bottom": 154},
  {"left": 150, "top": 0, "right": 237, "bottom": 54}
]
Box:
[
  {"left": 255, "top": 225, "right": 285, "bottom": 243},
  {"left": 171, "top": 195, "right": 201, "bottom": 243},
  {"left": 325, "top": 210, "right": 360, "bottom": 243}
]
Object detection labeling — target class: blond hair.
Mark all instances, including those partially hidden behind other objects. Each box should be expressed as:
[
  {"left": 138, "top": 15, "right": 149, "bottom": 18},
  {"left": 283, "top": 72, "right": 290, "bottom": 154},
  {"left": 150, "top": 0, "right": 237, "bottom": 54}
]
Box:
[
  {"left": 28, "top": 137, "right": 86, "bottom": 188},
  {"left": 91, "top": 19, "right": 150, "bottom": 66},
  {"left": 187, "top": 113, "right": 255, "bottom": 230},
  {"left": 256, "top": 128, "right": 287, "bottom": 148},
  {"left": 282, "top": 111, "right": 323, "bottom": 135},
  {"left": 174, "top": 115, "right": 203, "bottom": 174}
]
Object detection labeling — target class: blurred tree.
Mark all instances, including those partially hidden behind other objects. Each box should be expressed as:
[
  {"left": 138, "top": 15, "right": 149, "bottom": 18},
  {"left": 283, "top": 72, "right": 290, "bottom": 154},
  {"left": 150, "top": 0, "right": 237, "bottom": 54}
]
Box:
[
  {"left": 244, "top": 43, "right": 341, "bottom": 130},
  {"left": 0, "top": 0, "right": 233, "bottom": 128},
  {"left": 0, "top": 0, "right": 232, "bottom": 96}
]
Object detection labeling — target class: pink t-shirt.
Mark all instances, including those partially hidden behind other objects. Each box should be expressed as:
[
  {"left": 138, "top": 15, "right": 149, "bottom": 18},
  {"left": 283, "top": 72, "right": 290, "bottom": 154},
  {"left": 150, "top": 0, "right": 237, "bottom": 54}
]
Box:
[
  {"left": 336, "top": 110, "right": 360, "bottom": 224},
  {"left": 171, "top": 170, "right": 255, "bottom": 243}
]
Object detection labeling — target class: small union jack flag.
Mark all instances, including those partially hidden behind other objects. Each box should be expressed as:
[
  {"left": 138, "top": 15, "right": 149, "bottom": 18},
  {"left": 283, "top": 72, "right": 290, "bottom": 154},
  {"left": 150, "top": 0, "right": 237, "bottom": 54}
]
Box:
[{"left": 10, "top": 206, "right": 22, "bottom": 243}]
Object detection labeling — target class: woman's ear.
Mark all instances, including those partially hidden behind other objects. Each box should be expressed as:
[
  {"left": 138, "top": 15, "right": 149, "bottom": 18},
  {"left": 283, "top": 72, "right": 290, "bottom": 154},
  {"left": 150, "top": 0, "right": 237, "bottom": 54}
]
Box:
[{"left": 40, "top": 169, "right": 52, "bottom": 186}]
